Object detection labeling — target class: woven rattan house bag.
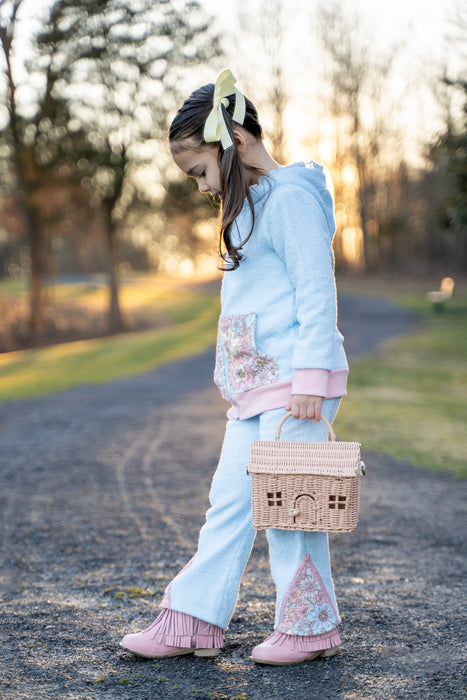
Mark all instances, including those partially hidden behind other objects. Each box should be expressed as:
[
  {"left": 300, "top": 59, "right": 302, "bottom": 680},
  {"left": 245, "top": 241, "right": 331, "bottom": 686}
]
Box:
[{"left": 247, "top": 412, "right": 366, "bottom": 533}]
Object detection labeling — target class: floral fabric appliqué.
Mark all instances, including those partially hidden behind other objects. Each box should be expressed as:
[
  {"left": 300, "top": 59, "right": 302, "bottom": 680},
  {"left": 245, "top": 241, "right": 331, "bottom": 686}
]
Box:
[
  {"left": 214, "top": 313, "right": 279, "bottom": 401},
  {"left": 278, "top": 554, "right": 339, "bottom": 636}
]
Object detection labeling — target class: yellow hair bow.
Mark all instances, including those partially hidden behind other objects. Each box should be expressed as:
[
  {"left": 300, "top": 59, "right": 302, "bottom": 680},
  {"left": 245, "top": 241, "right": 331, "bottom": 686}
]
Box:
[{"left": 203, "top": 69, "right": 246, "bottom": 150}]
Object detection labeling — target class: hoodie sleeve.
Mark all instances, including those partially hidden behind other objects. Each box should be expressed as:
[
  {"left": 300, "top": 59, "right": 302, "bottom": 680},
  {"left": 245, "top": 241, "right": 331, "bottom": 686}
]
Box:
[{"left": 266, "top": 183, "right": 338, "bottom": 397}]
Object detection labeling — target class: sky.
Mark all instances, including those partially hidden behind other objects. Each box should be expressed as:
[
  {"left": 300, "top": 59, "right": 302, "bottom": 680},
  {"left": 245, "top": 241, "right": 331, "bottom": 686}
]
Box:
[
  {"left": 14, "top": 0, "right": 462, "bottom": 83},
  {"left": 198, "top": 0, "right": 464, "bottom": 163},
  {"left": 5, "top": 0, "right": 465, "bottom": 164},
  {"left": 202, "top": 0, "right": 456, "bottom": 49},
  {"left": 201, "top": 0, "right": 458, "bottom": 67}
]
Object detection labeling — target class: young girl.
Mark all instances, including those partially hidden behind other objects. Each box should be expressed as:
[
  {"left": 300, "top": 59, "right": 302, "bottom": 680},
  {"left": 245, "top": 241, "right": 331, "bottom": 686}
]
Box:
[{"left": 120, "top": 69, "right": 348, "bottom": 665}]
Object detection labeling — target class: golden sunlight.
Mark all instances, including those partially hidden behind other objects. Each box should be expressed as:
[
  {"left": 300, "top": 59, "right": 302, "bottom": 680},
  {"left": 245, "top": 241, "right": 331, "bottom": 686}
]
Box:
[{"left": 340, "top": 227, "right": 364, "bottom": 269}]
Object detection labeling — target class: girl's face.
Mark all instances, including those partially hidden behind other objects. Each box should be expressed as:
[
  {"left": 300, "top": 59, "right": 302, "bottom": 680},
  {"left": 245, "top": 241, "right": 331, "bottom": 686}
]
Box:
[{"left": 171, "top": 139, "right": 221, "bottom": 199}]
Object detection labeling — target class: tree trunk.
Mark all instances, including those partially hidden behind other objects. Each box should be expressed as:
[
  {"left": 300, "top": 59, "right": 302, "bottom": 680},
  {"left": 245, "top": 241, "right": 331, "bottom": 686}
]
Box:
[
  {"left": 454, "top": 227, "right": 467, "bottom": 272},
  {"left": 356, "top": 179, "right": 371, "bottom": 271},
  {"left": 1, "top": 9, "right": 44, "bottom": 333},
  {"left": 270, "top": 65, "right": 287, "bottom": 164},
  {"left": 27, "top": 206, "right": 43, "bottom": 333},
  {"left": 353, "top": 126, "right": 373, "bottom": 272},
  {"left": 103, "top": 199, "right": 123, "bottom": 334},
  {"left": 10, "top": 153, "right": 44, "bottom": 332}
]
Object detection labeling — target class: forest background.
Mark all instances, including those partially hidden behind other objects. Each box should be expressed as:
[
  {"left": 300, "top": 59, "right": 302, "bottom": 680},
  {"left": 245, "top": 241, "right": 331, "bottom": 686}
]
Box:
[{"left": 0, "top": 0, "right": 465, "bottom": 349}]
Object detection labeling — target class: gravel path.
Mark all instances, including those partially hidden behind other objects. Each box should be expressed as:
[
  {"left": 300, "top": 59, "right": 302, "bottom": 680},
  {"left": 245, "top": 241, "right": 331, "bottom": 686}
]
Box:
[{"left": 0, "top": 294, "right": 465, "bottom": 700}]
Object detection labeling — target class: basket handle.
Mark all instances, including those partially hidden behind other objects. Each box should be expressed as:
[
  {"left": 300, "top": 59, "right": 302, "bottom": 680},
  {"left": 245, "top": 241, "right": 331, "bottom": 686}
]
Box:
[{"left": 274, "top": 411, "right": 337, "bottom": 442}]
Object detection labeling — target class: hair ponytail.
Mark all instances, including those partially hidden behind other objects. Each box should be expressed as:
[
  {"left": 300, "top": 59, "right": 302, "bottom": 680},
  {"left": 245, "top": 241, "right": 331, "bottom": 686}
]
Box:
[{"left": 169, "top": 83, "right": 263, "bottom": 270}]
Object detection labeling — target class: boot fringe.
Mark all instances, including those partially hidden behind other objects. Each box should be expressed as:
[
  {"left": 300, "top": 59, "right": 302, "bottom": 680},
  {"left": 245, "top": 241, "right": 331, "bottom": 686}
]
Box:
[
  {"left": 267, "top": 626, "right": 341, "bottom": 653},
  {"left": 144, "top": 608, "right": 224, "bottom": 649}
]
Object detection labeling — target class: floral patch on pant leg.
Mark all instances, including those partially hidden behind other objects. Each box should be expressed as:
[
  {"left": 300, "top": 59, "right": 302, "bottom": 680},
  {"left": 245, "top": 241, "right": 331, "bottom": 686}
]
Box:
[{"left": 277, "top": 554, "right": 340, "bottom": 636}]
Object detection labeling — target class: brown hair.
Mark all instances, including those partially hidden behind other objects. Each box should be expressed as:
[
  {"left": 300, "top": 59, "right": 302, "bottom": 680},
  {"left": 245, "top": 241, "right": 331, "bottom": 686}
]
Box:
[{"left": 169, "top": 83, "right": 263, "bottom": 270}]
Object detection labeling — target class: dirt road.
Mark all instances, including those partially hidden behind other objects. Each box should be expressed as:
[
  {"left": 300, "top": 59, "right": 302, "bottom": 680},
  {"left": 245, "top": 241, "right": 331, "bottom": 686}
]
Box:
[{"left": 0, "top": 295, "right": 465, "bottom": 699}]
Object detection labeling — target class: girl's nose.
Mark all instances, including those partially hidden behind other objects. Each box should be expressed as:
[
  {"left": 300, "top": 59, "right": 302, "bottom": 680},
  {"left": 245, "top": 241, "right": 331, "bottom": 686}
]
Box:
[{"left": 198, "top": 182, "right": 210, "bottom": 194}]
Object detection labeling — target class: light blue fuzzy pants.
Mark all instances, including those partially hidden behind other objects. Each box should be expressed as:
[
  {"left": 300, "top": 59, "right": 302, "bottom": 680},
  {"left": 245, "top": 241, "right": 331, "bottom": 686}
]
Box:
[{"left": 162, "top": 399, "right": 341, "bottom": 635}]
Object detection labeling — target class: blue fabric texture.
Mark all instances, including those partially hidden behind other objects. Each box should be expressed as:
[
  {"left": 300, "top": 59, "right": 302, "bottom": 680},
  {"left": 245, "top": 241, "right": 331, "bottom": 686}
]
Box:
[
  {"left": 213, "top": 161, "right": 348, "bottom": 418},
  {"left": 161, "top": 399, "right": 341, "bottom": 633}
]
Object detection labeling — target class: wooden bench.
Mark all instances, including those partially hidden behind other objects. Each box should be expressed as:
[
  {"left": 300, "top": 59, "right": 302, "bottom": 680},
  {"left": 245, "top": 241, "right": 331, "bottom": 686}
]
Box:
[{"left": 426, "top": 277, "right": 455, "bottom": 311}]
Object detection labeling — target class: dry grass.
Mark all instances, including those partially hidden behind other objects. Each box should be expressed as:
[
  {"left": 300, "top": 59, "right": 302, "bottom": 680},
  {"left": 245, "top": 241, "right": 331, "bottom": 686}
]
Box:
[
  {"left": 0, "top": 274, "right": 220, "bottom": 401},
  {"left": 0, "top": 273, "right": 221, "bottom": 353}
]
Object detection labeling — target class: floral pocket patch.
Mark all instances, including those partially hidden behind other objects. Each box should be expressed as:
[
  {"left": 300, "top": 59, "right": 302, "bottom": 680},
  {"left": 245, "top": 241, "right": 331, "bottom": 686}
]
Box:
[{"left": 214, "top": 313, "right": 279, "bottom": 401}]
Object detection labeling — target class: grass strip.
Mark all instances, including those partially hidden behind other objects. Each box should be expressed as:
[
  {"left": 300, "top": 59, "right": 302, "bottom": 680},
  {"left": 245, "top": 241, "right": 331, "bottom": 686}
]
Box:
[
  {"left": 0, "top": 296, "right": 219, "bottom": 402},
  {"left": 334, "top": 295, "right": 467, "bottom": 478},
  {"left": 1, "top": 274, "right": 465, "bottom": 477}
]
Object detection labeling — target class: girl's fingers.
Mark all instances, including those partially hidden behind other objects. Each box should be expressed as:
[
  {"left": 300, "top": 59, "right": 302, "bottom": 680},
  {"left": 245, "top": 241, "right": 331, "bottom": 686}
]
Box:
[{"left": 290, "top": 395, "right": 323, "bottom": 420}]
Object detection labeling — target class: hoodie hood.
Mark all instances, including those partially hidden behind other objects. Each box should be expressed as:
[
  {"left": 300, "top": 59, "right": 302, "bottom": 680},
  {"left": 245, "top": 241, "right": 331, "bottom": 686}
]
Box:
[{"left": 250, "top": 161, "right": 336, "bottom": 239}]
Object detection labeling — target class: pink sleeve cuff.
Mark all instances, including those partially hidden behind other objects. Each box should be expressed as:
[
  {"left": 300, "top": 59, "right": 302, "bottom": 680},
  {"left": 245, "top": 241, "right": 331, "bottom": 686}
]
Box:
[{"left": 292, "top": 368, "right": 330, "bottom": 397}]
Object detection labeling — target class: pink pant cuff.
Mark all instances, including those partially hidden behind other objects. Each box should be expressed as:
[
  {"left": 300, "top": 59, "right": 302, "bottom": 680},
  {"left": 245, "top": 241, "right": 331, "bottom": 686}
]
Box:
[
  {"left": 268, "top": 626, "right": 341, "bottom": 652},
  {"left": 149, "top": 608, "right": 224, "bottom": 649}
]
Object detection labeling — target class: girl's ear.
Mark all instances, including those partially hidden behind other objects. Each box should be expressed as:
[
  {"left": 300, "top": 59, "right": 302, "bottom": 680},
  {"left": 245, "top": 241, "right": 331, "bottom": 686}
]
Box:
[{"left": 232, "top": 127, "right": 247, "bottom": 157}]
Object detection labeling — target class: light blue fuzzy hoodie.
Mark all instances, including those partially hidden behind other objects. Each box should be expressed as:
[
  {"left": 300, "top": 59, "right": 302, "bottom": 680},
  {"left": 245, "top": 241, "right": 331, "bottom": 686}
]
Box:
[{"left": 214, "top": 160, "right": 348, "bottom": 420}]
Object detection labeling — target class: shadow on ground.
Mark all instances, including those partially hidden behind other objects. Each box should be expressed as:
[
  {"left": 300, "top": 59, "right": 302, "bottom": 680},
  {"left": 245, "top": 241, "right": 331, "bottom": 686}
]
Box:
[{"left": 0, "top": 295, "right": 465, "bottom": 699}]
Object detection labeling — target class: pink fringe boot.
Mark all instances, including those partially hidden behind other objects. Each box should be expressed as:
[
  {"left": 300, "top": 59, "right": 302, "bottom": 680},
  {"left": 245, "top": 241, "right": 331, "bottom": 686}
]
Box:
[
  {"left": 251, "top": 627, "right": 341, "bottom": 665},
  {"left": 120, "top": 608, "right": 224, "bottom": 659}
]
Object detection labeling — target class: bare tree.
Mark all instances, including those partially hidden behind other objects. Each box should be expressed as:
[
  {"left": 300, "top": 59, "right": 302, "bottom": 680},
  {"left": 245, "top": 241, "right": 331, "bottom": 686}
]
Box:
[
  {"left": 427, "top": 1, "right": 467, "bottom": 271},
  {"left": 0, "top": 0, "right": 44, "bottom": 331},
  {"left": 34, "top": 0, "right": 219, "bottom": 334},
  {"left": 316, "top": 1, "right": 400, "bottom": 271},
  {"left": 237, "top": 0, "right": 290, "bottom": 163}
]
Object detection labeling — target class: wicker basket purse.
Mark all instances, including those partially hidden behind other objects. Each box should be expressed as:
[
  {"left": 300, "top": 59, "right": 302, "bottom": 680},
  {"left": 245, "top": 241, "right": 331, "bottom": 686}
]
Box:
[{"left": 247, "top": 412, "right": 365, "bottom": 533}]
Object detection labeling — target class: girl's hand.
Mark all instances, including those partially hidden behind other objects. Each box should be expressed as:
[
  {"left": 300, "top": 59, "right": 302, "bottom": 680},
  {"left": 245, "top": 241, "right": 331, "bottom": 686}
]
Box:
[{"left": 286, "top": 395, "right": 323, "bottom": 421}]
